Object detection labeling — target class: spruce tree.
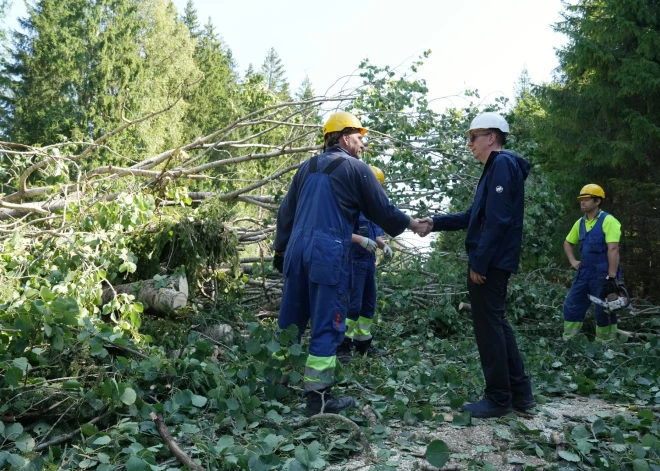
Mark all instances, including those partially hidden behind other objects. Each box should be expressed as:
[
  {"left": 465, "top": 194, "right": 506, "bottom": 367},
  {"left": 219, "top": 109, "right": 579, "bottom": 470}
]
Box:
[
  {"left": 2, "top": 0, "right": 199, "bottom": 161},
  {"left": 260, "top": 47, "right": 289, "bottom": 98},
  {"left": 535, "top": 0, "right": 660, "bottom": 297},
  {"left": 182, "top": 14, "right": 238, "bottom": 141}
]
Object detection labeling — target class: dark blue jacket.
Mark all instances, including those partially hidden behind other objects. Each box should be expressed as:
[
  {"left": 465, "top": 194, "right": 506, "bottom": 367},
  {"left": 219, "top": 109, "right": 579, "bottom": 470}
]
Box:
[
  {"left": 432, "top": 150, "right": 530, "bottom": 275},
  {"left": 274, "top": 147, "right": 410, "bottom": 254}
]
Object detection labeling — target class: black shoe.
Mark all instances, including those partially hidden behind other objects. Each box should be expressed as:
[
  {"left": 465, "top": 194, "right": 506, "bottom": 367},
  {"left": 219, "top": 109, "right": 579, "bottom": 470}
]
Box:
[
  {"left": 512, "top": 396, "right": 537, "bottom": 412},
  {"left": 336, "top": 341, "right": 353, "bottom": 364},
  {"left": 354, "top": 340, "right": 386, "bottom": 356},
  {"left": 305, "top": 389, "right": 356, "bottom": 416},
  {"left": 462, "top": 397, "right": 513, "bottom": 418}
]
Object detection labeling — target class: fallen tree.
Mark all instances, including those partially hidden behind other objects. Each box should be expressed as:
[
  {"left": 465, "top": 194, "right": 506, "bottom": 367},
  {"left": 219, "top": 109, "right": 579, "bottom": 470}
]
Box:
[{"left": 102, "top": 275, "right": 189, "bottom": 315}]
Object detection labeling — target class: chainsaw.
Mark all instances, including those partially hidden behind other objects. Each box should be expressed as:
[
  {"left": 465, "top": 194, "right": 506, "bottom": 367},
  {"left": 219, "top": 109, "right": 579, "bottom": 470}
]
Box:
[{"left": 588, "top": 283, "right": 631, "bottom": 312}]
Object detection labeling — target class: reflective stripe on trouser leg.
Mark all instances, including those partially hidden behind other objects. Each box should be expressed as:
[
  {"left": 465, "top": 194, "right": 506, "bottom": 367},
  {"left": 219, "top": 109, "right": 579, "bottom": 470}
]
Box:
[
  {"left": 562, "top": 321, "right": 583, "bottom": 340},
  {"left": 304, "top": 354, "right": 336, "bottom": 391},
  {"left": 595, "top": 324, "right": 616, "bottom": 342},
  {"left": 345, "top": 318, "right": 356, "bottom": 340},
  {"left": 352, "top": 316, "right": 373, "bottom": 342}
]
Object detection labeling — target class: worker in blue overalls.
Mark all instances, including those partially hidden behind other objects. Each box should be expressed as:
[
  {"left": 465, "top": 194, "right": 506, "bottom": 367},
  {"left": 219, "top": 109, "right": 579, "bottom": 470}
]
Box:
[
  {"left": 563, "top": 184, "right": 623, "bottom": 342},
  {"left": 337, "top": 166, "right": 392, "bottom": 361},
  {"left": 273, "top": 112, "right": 430, "bottom": 415}
]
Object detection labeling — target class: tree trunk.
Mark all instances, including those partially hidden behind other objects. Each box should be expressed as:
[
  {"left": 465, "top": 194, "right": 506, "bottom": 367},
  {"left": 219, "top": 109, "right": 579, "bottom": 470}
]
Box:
[{"left": 102, "top": 276, "right": 188, "bottom": 315}]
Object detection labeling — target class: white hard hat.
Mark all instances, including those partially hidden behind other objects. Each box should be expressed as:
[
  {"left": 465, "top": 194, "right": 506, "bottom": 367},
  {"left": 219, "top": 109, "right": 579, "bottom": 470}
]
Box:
[{"left": 467, "top": 112, "right": 509, "bottom": 135}]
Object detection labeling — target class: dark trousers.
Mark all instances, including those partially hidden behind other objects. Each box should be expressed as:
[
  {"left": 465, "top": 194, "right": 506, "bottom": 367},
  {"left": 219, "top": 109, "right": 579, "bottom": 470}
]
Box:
[{"left": 467, "top": 268, "right": 532, "bottom": 407}]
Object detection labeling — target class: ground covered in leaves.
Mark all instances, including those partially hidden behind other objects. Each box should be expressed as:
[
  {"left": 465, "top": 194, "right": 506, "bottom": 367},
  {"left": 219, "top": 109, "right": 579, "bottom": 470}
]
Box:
[{"left": 1, "top": 309, "right": 659, "bottom": 471}]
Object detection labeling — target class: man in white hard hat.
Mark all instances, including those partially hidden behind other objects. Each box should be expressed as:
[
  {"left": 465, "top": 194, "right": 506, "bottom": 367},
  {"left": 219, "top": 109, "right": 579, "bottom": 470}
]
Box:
[{"left": 419, "top": 112, "right": 535, "bottom": 418}]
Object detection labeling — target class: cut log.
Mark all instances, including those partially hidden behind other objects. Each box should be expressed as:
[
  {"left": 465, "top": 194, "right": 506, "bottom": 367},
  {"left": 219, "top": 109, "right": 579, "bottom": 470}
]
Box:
[{"left": 102, "top": 275, "right": 188, "bottom": 315}]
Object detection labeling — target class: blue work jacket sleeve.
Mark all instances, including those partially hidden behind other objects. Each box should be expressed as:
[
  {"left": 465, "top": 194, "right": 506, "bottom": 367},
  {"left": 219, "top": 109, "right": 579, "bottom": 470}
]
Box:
[
  {"left": 331, "top": 158, "right": 410, "bottom": 237},
  {"left": 352, "top": 164, "right": 410, "bottom": 237},
  {"left": 431, "top": 206, "right": 472, "bottom": 231},
  {"left": 273, "top": 165, "right": 303, "bottom": 253},
  {"left": 373, "top": 223, "right": 384, "bottom": 238},
  {"left": 469, "top": 158, "right": 515, "bottom": 275}
]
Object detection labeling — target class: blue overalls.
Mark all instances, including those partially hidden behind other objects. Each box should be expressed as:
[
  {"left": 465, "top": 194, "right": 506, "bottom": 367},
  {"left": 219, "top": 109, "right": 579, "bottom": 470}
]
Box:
[
  {"left": 563, "top": 211, "right": 621, "bottom": 341},
  {"left": 346, "top": 213, "right": 383, "bottom": 346},
  {"left": 277, "top": 156, "right": 353, "bottom": 392}
]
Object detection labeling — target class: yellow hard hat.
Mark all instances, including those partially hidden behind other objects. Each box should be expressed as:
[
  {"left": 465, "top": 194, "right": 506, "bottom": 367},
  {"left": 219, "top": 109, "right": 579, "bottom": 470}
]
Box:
[
  {"left": 578, "top": 184, "right": 605, "bottom": 199},
  {"left": 323, "top": 111, "right": 368, "bottom": 137},
  {"left": 370, "top": 165, "right": 385, "bottom": 185}
]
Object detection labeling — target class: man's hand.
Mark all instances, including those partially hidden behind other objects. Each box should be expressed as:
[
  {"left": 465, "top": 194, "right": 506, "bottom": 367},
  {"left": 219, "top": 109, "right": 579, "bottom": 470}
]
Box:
[
  {"left": 382, "top": 244, "right": 393, "bottom": 258},
  {"left": 273, "top": 253, "right": 285, "bottom": 273},
  {"left": 599, "top": 276, "right": 620, "bottom": 299},
  {"left": 469, "top": 268, "right": 486, "bottom": 285},
  {"left": 570, "top": 260, "right": 581, "bottom": 270},
  {"left": 408, "top": 217, "right": 433, "bottom": 237},
  {"left": 359, "top": 237, "right": 378, "bottom": 253}
]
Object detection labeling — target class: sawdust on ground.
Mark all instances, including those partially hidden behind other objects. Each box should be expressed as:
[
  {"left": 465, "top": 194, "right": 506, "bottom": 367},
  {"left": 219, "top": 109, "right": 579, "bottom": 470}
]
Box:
[{"left": 329, "top": 396, "right": 629, "bottom": 471}]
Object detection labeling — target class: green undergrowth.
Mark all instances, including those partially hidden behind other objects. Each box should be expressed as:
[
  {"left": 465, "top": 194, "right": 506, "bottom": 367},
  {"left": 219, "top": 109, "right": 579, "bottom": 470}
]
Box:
[{"left": 1, "top": 305, "right": 658, "bottom": 471}]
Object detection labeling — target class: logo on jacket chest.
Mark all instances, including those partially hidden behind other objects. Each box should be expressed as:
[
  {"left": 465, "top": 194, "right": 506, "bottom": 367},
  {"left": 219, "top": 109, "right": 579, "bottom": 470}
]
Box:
[{"left": 496, "top": 186, "right": 504, "bottom": 193}]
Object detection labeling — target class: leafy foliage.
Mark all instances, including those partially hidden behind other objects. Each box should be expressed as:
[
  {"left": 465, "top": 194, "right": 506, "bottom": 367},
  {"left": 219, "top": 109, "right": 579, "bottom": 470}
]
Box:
[{"left": 0, "top": 1, "right": 658, "bottom": 470}]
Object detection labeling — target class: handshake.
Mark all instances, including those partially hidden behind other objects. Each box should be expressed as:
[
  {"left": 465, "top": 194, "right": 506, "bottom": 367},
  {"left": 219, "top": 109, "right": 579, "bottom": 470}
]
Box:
[{"left": 409, "top": 217, "right": 434, "bottom": 237}]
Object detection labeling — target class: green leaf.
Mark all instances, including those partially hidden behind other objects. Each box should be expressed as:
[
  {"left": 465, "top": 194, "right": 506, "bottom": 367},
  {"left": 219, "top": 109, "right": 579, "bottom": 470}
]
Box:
[
  {"left": 125, "top": 456, "right": 149, "bottom": 471},
  {"left": 425, "top": 439, "right": 450, "bottom": 468},
  {"left": 191, "top": 394, "right": 208, "bottom": 408},
  {"left": 2, "top": 423, "right": 23, "bottom": 440},
  {"left": 80, "top": 424, "right": 99, "bottom": 436},
  {"left": 266, "top": 409, "right": 282, "bottom": 424},
  {"left": 12, "top": 357, "right": 29, "bottom": 371},
  {"left": 14, "top": 433, "right": 35, "bottom": 452},
  {"left": 5, "top": 367, "right": 24, "bottom": 386},
  {"left": 89, "top": 343, "right": 107, "bottom": 357},
  {"left": 63, "top": 380, "right": 82, "bottom": 390},
  {"left": 558, "top": 450, "right": 581, "bottom": 462},
  {"left": 288, "top": 460, "right": 306, "bottom": 471},
  {"left": 265, "top": 340, "right": 280, "bottom": 353},
  {"left": 226, "top": 398, "right": 239, "bottom": 411},
  {"left": 93, "top": 436, "right": 112, "bottom": 446},
  {"left": 592, "top": 418, "right": 606, "bottom": 435},
  {"left": 638, "top": 409, "right": 655, "bottom": 421},
  {"left": 451, "top": 411, "right": 471, "bottom": 427},
  {"left": 50, "top": 296, "right": 80, "bottom": 316},
  {"left": 119, "top": 387, "right": 137, "bottom": 405},
  {"left": 642, "top": 434, "right": 659, "bottom": 448},
  {"left": 245, "top": 339, "right": 261, "bottom": 355},
  {"left": 633, "top": 459, "right": 651, "bottom": 471},
  {"left": 288, "top": 343, "right": 302, "bottom": 356},
  {"left": 174, "top": 390, "right": 192, "bottom": 407}
]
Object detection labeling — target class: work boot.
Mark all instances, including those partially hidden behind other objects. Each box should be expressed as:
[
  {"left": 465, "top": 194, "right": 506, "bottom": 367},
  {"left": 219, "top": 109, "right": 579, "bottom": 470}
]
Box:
[
  {"left": 354, "top": 339, "right": 386, "bottom": 356},
  {"left": 512, "top": 395, "right": 537, "bottom": 412},
  {"left": 336, "top": 340, "right": 353, "bottom": 364},
  {"left": 462, "top": 397, "right": 513, "bottom": 419},
  {"left": 305, "top": 388, "right": 356, "bottom": 416}
]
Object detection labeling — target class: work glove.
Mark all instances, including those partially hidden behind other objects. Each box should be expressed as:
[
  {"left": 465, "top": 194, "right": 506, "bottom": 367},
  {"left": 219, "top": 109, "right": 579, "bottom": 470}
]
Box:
[
  {"left": 382, "top": 244, "right": 393, "bottom": 258},
  {"left": 359, "top": 237, "right": 378, "bottom": 253},
  {"left": 273, "top": 253, "right": 285, "bottom": 273},
  {"left": 599, "top": 276, "right": 620, "bottom": 299}
]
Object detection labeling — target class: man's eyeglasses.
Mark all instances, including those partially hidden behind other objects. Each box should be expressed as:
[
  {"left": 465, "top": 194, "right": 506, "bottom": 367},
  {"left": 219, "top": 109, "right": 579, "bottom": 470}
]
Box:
[{"left": 467, "top": 131, "right": 493, "bottom": 143}]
